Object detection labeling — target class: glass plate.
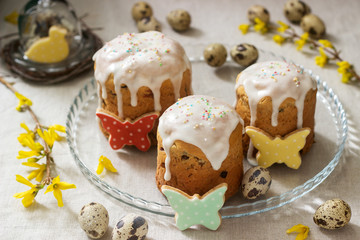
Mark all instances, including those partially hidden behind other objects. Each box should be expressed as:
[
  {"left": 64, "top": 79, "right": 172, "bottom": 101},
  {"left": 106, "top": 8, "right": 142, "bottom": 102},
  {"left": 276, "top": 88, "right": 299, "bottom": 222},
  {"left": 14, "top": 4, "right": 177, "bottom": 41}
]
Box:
[{"left": 66, "top": 50, "right": 348, "bottom": 218}]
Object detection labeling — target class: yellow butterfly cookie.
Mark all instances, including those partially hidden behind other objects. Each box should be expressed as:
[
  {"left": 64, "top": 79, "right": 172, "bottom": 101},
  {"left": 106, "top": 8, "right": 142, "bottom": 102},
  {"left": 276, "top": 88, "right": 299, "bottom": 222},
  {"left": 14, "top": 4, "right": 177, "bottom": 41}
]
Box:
[
  {"left": 245, "top": 126, "right": 311, "bottom": 169},
  {"left": 25, "top": 26, "right": 69, "bottom": 63}
]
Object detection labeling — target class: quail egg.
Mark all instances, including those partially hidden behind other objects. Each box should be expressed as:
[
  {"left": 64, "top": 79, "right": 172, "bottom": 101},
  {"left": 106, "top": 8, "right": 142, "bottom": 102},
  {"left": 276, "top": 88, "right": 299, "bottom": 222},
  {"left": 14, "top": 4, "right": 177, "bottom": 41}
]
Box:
[
  {"left": 137, "top": 16, "right": 161, "bottom": 32},
  {"left": 131, "top": 1, "right": 153, "bottom": 22},
  {"left": 300, "top": 14, "right": 326, "bottom": 39},
  {"left": 247, "top": 5, "right": 270, "bottom": 24},
  {"left": 78, "top": 202, "right": 109, "bottom": 239},
  {"left": 230, "top": 43, "right": 258, "bottom": 67},
  {"left": 284, "top": 0, "right": 311, "bottom": 24},
  {"left": 167, "top": 9, "right": 191, "bottom": 32},
  {"left": 313, "top": 199, "right": 351, "bottom": 230},
  {"left": 242, "top": 166, "right": 272, "bottom": 199},
  {"left": 203, "top": 43, "right": 227, "bottom": 67},
  {"left": 112, "top": 213, "right": 148, "bottom": 240}
]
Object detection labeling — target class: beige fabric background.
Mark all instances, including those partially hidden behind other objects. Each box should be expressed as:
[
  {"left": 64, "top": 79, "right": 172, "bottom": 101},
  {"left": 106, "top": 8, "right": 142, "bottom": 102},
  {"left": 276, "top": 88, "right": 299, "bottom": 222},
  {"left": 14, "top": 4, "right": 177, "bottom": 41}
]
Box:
[{"left": 0, "top": 0, "right": 359, "bottom": 239}]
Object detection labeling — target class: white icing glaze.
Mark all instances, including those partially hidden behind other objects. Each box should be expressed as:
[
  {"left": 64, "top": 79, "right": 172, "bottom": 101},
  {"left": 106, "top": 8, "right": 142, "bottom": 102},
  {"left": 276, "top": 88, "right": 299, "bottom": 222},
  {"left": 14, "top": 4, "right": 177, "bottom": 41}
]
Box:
[
  {"left": 158, "top": 95, "right": 243, "bottom": 181},
  {"left": 235, "top": 61, "right": 317, "bottom": 165},
  {"left": 93, "top": 31, "right": 191, "bottom": 118}
]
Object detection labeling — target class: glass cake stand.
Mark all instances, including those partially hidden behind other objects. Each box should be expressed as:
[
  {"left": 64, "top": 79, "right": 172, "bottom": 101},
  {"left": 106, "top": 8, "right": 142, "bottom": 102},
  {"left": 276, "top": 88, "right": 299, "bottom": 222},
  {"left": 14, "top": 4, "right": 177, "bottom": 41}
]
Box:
[{"left": 66, "top": 50, "right": 348, "bottom": 218}]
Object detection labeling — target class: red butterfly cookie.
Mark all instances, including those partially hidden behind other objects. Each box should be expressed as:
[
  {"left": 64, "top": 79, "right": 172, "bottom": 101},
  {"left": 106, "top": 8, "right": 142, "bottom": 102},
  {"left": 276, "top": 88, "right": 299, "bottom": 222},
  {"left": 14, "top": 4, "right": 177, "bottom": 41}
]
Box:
[{"left": 96, "top": 111, "right": 159, "bottom": 151}]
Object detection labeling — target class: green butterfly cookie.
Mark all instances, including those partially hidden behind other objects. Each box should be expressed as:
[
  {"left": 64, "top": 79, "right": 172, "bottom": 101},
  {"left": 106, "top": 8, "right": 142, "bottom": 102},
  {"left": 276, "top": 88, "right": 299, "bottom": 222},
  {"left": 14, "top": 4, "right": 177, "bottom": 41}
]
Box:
[{"left": 161, "top": 183, "right": 228, "bottom": 231}]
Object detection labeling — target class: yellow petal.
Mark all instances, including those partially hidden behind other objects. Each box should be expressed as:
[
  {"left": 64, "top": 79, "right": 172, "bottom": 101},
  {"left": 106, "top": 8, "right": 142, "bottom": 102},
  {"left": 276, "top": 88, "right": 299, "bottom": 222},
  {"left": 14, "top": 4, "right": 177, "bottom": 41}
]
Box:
[
  {"left": 20, "top": 122, "right": 32, "bottom": 133},
  {"left": 14, "top": 189, "right": 32, "bottom": 199},
  {"left": 238, "top": 24, "right": 249, "bottom": 34},
  {"left": 22, "top": 162, "right": 41, "bottom": 168},
  {"left": 16, "top": 175, "right": 35, "bottom": 188},
  {"left": 49, "top": 124, "right": 66, "bottom": 133},
  {"left": 57, "top": 182, "right": 76, "bottom": 190},
  {"left": 96, "top": 162, "right": 105, "bottom": 175},
  {"left": 22, "top": 192, "right": 36, "bottom": 208},
  {"left": 44, "top": 184, "right": 54, "bottom": 194},
  {"left": 318, "top": 39, "right": 333, "bottom": 48},
  {"left": 102, "top": 156, "right": 118, "bottom": 173},
  {"left": 53, "top": 189, "right": 63, "bottom": 207},
  {"left": 27, "top": 169, "right": 40, "bottom": 181},
  {"left": 35, "top": 168, "right": 46, "bottom": 182},
  {"left": 15, "top": 92, "right": 32, "bottom": 107},
  {"left": 52, "top": 175, "right": 60, "bottom": 184},
  {"left": 27, "top": 157, "right": 40, "bottom": 163},
  {"left": 273, "top": 35, "right": 285, "bottom": 45},
  {"left": 37, "top": 128, "right": 55, "bottom": 148},
  {"left": 4, "top": 10, "right": 19, "bottom": 25},
  {"left": 287, "top": 224, "right": 309, "bottom": 240}
]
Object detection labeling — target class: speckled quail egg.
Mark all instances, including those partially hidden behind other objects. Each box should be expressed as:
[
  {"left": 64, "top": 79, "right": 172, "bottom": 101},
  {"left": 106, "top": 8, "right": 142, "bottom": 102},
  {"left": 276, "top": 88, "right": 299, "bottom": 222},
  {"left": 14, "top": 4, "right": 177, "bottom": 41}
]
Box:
[
  {"left": 242, "top": 166, "right": 272, "bottom": 199},
  {"left": 247, "top": 5, "right": 270, "bottom": 24},
  {"left": 284, "top": 0, "right": 311, "bottom": 24},
  {"left": 78, "top": 202, "right": 109, "bottom": 239},
  {"left": 137, "top": 16, "right": 161, "bottom": 32},
  {"left": 230, "top": 43, "right": 258, "bottom": 67},
  {"left": 112, "top": 213, "right": 148, "bottom": 240},
  {"left": 131, "top": 1, "right": 153, "bottom": 22},
  {"left": 203, "top": 43, "right": 227, "bottom": 67},
  {"left": 313, "top": 199, "right": 351, "bottom": 230},
  {"left": 167, "top": 9, "right": 191, "bottom": 32},
  {"left": 300, "top": 14, "right": 326, "bottom": 39}
]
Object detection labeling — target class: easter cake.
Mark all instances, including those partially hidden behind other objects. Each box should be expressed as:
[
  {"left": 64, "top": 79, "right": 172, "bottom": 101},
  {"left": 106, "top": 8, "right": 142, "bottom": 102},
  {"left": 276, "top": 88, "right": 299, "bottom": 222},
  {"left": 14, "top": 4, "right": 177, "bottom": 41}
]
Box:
[
  {"left": 156, "top": 95, "right": 244, "bottom": 200},
  {"left": 235, "top": 60, "right": 317, "bottom": 166},
  {"left": 93, "top": 31, "right": 192, "bottom": 151}
]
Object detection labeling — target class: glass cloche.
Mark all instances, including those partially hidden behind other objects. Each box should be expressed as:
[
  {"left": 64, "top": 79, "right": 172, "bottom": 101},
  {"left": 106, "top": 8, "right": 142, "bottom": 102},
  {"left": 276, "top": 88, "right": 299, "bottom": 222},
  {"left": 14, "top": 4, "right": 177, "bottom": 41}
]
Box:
[
  {"left": 18, "top": 0, "right": 82, "bottom": 62},
  {"left": 2, "top": 0, "right": 103, "bottom": 83}
]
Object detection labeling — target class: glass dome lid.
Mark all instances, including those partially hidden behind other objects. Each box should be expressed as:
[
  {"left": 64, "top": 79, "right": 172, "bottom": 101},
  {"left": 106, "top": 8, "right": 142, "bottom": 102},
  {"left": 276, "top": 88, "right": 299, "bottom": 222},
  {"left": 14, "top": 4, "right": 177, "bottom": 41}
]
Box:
[{"left": 18, "top": 0, "right": 82, "bottom": 62}]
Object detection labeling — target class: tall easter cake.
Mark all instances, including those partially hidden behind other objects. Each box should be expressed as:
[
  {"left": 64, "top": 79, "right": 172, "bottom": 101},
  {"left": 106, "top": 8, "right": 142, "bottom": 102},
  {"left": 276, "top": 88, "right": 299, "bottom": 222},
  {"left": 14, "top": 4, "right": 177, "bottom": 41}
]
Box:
[
  {"left": 235, "top": 61, "right": 317, "bottom": 165},
  {"left": 156, "top": 95, "right": 244, "bottom": 200},
  {"left": 93, "top": 31, "right": 192, "bottom": 151}
]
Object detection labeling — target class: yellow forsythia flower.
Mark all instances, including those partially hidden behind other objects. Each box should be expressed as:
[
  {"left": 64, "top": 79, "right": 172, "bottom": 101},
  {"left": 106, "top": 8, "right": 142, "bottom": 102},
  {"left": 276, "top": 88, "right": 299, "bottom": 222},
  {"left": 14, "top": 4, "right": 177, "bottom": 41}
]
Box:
[
  {"left": 337, "top": 61, "right": 353, "bottom": 83},
  {"left": 18, "top": 134, "right": 44, "bottom": 152},
  {"left": 273, "top": 35, "right": 286, "bottom": 45},
  {"left": 18, "top": 123, "right": 35, "bottom": 143},
  {"left": 96, "top": 155, "right": 118, "bottom": 175},
  {"left": 294, "top": 32, "right": 309, "bottom": 51},
  {"left": 286, "top": 224, "right": 309, "bottom": 240},
  {"left": 22, "top": 162, "right": 47, "bottom": 182},
  {"left": 17, "top": 150, "right": 42, "bottom": 159},
  {"left": 15, "top": 92, "right": 32, "bottom": 112},
  {"left": 318, "top": 39, "right": 333, "bottom": 48},
  {"left": 48, "top": 124, "right": 66, "bottom": 141},
  {"left": 337, "top": 61, "right": 351, "bottom": 73},
  {"left": 44, "top": 176, "right": 76, "bottom": 207},
  {"left": 4, "top": 10, "right": 19, "bottom": 25},
  {"left": 37, "top": 128, "right": 56, "bottom": 148},
  {"left": 238, "top": 24, "right": 250, "bottom": 34},
  {"left": 254, "top": 17, "right": 268, "bottom": 34},
  {"left": 14, "top": 175, "right": 42, "bottom": 208},
  {"left": 277, "top": 21, "right": 289, "bottom": 33},
  {"left": 315, "top": 47, "right": 328, "bottom": 67}
]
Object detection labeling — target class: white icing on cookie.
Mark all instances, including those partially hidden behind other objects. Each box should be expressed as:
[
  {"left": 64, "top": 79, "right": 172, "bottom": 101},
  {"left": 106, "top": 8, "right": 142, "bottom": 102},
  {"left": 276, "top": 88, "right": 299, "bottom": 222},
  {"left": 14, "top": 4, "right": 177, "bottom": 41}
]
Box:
[
  {"left": 93, "top": 31, "right": 191, "bottom": 118},
  {"left": 235, "top": 61, "right": 316, "bottom": 165},
  {"left": 158, "top": 95, "right": 243, "bottom": 181}
]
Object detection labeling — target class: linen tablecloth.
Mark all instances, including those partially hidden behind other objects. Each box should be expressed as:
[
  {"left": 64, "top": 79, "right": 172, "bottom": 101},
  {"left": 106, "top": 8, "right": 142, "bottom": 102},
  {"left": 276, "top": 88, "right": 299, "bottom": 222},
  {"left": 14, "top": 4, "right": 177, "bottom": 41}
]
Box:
[{"left": 1, "top": 0, "right": 359, "bottom": 239}]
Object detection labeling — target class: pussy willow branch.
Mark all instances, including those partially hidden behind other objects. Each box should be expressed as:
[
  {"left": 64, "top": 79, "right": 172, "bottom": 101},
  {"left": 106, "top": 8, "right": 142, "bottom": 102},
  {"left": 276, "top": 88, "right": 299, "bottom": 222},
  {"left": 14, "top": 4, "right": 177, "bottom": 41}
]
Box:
[
  {"left": 0, "top": 76, "right": 52, "bottom": 185},
  {"left": 268, "top": 24, "right": 360, "bottom": 81}
]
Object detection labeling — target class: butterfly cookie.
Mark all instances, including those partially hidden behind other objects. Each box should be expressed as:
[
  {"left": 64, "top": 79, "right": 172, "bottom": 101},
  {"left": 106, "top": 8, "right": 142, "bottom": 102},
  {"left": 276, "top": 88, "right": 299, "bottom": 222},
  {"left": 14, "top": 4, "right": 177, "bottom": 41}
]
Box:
[
  {"left": 161, "top": 183, "right": 228, "bottom": 231},
  {"left": 245, "top": 126, "right": 311, "bottom": 169}
]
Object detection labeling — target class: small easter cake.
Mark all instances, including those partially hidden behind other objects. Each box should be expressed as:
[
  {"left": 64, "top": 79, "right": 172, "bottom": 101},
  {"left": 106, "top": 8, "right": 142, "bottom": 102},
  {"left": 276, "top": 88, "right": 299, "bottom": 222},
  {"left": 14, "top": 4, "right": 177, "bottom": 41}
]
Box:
[
  {"left": 156, "top": 95, "right": 244, "bottom": 200},
  {"left": 93, "top": 31, "right": 192, "bottom": 151},
  {"left": 235, "top": 61, "right": 317, "bottom": 166}
]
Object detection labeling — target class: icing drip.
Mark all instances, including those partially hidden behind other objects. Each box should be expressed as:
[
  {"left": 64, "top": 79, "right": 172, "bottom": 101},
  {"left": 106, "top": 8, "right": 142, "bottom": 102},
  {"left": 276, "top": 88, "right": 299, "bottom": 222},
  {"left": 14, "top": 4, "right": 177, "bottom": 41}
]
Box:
[
  {"left": 235, "top": 61, "right": 317, "bottom": 165},
  {"left": 93, "top": 31, "right": 191, "bottom": 118},
  {"left": 158, "top": 95, "right": 243, "bottom": 181}
]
